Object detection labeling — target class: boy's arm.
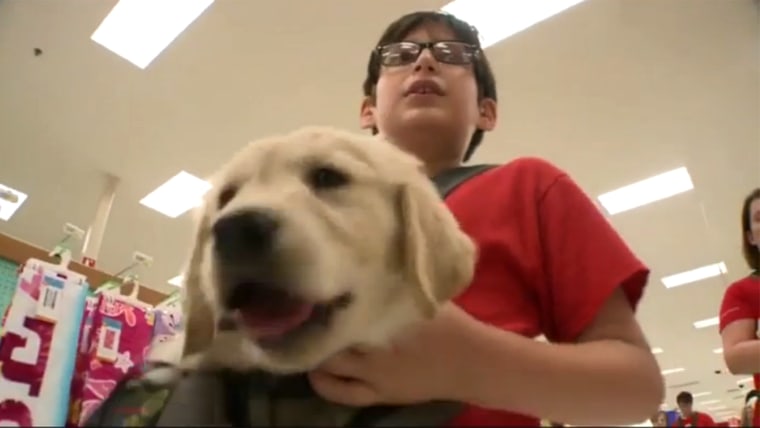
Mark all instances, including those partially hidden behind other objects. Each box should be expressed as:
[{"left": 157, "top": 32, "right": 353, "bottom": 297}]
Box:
[
  {"left": 456, "top": 289, "right": 661, "bottom": 425},
  {"left": 452, "top": 167, "right": 663, "bottom": 426}
]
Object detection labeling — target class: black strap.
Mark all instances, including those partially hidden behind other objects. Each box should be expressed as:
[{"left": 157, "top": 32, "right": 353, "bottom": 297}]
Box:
[
  {"left": 746, "top": 389, "right": 759, "bottom": 404},
  {"left": 347, "top": 164, "right": 496, "bottom": 427},
  {"left": 432, "top": 164, "right": 497, "bottom": 198},
  {"left": 221, "top": 370, "right": 255, "bottom": 426}
]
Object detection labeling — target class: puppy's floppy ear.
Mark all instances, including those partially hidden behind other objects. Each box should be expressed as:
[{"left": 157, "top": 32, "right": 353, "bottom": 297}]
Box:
[
  {"left": 180, "top": 210, "right": 216, "bottom": 358},
  {"left": 399, "top": 179, "right": 477, "bottom": 317}
]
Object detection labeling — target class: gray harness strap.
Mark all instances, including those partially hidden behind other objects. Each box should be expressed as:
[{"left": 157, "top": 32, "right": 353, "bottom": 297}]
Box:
[
  {"left": 154, "top": 373, "right": 226, "bottom": 426},
  {"left": 149, "top": 372, "right": 460, "bottom": 427}
]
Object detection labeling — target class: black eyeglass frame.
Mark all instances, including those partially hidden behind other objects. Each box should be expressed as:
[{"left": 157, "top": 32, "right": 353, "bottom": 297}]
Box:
[{"left": 374, "top": 40, "right": 481, "bottom": 66}]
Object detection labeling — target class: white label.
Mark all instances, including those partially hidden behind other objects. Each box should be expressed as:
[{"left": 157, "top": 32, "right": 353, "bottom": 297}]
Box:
[
  {"left": 95, "top": 318, "right": 122, "bottom": 362},
  {"left": 35, "top": 276, "right": 64, "bottom": 323}
]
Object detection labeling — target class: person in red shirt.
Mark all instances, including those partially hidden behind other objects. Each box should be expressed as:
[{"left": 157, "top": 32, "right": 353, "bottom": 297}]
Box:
[
  {"left": 719, "top": 188, "right": 760, "bottom": 427},
  {"left": 306, "top": 10, "right": 664, "bottom": 427},
  {"left": 673, "top": 391, "right": 716, "bottom": 427}
]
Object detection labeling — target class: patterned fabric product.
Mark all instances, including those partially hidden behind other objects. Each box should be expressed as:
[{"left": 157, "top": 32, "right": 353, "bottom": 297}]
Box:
[
  {"left": 72, "top": 293, "right": 155, "bottom": 425},
  {"left": 0, "top": 260, "right": 88, "bottom": 426}
]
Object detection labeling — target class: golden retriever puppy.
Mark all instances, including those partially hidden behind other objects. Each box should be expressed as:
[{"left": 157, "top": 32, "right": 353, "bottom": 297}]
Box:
[{"left": 145, "top": 126, "right": 476, "bottom": 382}]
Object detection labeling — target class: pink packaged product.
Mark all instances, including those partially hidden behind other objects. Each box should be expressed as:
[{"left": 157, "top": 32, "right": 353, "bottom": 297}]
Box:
[
  {"left": 65, "top": 295, "right": 98, "bottom": 427},
  {"left": 68, "top": 291, "right": 154, "bottom": 426}
]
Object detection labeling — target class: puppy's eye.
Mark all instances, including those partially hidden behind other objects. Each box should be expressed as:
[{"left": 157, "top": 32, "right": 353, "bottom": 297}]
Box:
[
  {"left": 217, "top": 186, "right": 238, "bottom": 209},
  {"left": 307, "top": 166, "right": 349, "bottom": 190}
]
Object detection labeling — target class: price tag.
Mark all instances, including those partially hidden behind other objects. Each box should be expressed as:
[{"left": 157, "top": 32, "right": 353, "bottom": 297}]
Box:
[
  {"left": 95, "top": 318, "right": 122, "bottom": 363},
  {"left": 35, "top": 276, "right": 65, "bottom": 323}
]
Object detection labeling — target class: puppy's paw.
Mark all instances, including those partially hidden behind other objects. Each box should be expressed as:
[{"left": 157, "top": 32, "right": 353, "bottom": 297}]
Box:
[
  {"left": 176, "top": 352, "right": 205, "bottom": 373},
  {"left": 138, "top": 353, "right": 206, "bottom": 388},
  {"left": 146, "top": 332, "right": 185, "bottom": 365},
  {"left": 136, "top": 363, "right": 185, "bottom": 389}
]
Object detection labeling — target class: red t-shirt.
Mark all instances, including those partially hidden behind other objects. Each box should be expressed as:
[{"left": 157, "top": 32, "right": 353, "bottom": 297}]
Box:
[
  {"left": 444, "top": 158, "right": 649, "bottom": 427},
  {"left": 719, "top": 274, "right": 760, "bottom": 427},
  {"left": 675, "top": 412, "right": 716, "bottom": 427}
]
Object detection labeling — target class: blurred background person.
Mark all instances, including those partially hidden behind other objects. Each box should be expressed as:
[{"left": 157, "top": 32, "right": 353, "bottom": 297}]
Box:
[
  {"left": 719, "top": 188, "right": 760, "bottom": 427},
  {"left": 650, "top": 410, "right": 667, "bottom": 427},
  {"left": 675, "top": 391, "right": 715, "bottom": 427}
]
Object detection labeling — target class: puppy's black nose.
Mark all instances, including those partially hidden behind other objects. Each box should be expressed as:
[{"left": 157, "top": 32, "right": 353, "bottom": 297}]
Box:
[{"left": 213, "top": 209, "right": 280, "bottom": 259}]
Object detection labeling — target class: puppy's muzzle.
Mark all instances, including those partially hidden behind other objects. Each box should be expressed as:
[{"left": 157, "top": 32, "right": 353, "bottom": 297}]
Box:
[
  {"left": 213, "top": 209, "right": 280, "bottom": 261},
  {"left": 210, "top": 208, "right": 353, "bottom": 348}
]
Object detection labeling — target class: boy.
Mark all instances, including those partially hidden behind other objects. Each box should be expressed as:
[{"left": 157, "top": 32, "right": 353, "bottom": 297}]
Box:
[
  {"left": 86, "top": 10, "right": 663, "bottom": 428},
  {"left": 305, "top": 10, "right": 663, "bottom": 426},
  {"left": 674, "top": 391, "right": 715, "bottom": 426}
]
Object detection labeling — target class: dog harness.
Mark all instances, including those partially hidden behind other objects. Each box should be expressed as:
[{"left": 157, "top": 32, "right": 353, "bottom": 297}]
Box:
[{"left": 84, "top": 164, "right": 497, "bottom": 427}]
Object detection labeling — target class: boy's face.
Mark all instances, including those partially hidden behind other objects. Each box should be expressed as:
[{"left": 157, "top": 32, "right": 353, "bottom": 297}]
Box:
[
  {"left": 360, "top": 22, "right": 496, "bottom": 167},
  {"left": 678, "top": 400, "right": 693, "bottom": 416}
]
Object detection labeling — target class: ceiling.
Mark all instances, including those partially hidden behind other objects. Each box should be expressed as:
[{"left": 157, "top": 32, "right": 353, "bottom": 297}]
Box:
[{"left": 0, "top": 0, "right": 758, "bottom": 421}]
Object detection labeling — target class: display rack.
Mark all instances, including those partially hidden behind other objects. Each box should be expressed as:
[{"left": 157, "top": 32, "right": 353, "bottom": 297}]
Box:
[{"left": 0, "top": 232, "right": 168, "bottom": 306}]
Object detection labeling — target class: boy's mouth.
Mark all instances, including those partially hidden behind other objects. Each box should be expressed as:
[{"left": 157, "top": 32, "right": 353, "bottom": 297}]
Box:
[{"left": 405, "top": 79, "right": 444, "bottom": 96}]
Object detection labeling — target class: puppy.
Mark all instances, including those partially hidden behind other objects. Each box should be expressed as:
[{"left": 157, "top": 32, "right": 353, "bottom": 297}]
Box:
[{"left": 144, "top": 126, "right": 476, "bottom": 385}]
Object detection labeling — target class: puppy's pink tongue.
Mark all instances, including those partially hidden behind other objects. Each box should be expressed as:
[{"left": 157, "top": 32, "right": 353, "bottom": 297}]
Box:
[{"left": 239, "top": 303, "right": 314, "bottom": 339}]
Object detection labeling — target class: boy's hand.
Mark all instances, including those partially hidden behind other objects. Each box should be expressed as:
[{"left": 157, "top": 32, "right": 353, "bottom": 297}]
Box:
[{"left": 308, "top": 304, "right": 476, "bottom": 406}]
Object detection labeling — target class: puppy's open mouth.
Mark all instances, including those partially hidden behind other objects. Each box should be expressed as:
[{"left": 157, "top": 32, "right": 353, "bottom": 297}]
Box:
[{"left": 224, "top": 282, "right": 352, "bottom": 346}]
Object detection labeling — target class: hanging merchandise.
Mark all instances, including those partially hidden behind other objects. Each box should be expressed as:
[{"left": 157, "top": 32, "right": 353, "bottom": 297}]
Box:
[
  {"left": 67, "top": 274, "right": 156, "bottom": 427},
  {"left": 145, "top": 291, "right": 183, "bottom": 366},
  {"left": 152, "top": 291, "right": 183, "bottom": 345},
  {"left": 65, "top": 292, "right": 100, "bottom": 427},
  {"left": 0, "top": 253, "right": 89, "bottom": 426}
]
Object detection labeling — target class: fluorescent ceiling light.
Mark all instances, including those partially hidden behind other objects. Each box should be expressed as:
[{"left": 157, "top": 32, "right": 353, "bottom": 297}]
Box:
[
  {"left": 167, "top": 275, "right": 184, "bottom": 287},
  {"left": 91, "top": 0, "right": 215, "bottom": 69},
  {"left": 737, "top": 377, "right": 754, "bottom": 385},
  {"left": 661, "top": 367, "right": 685, "bottom": 375},
  {"left": 699, "top": 399, "right": 720, "bottom": 405},
  {"left": 693, "top": 316, "right": 719, "bottom": 329},
  {"left": 440, "top": 0, "right": 587, "bottom": 48},
  {"left": 661, "top": 262, "right": 727, "bottom": 288},
  {"left": 713, "top": 347, "right": 723, "bottom": 354},
  {"left": 140, "top": 171, "right": 211, "bottom": 218},
  {"left": 693, "top": 392, "right": 712, "bottom": 398},
  {"left": 597, "top": 167, "right": 694, "bottom": 215},
  {"left": 651, "top": 347, "right": 664, "bottom": 354},
  {"left": 0, "top": 184, "right": 28, "bottom": 221}
]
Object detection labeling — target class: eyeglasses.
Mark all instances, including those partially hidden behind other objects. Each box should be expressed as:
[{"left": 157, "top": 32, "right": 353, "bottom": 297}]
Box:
[{"left": 375, "top": 41, "right": 480, "bottom": 67}]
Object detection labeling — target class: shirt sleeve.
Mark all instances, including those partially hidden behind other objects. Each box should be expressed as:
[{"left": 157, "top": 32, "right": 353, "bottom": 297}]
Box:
[
  {"left": 536, "top": 172, "right": 650, "bottom": 342},
  {"left": 719, "top": 279, "right": 760, "bottom": 332}
]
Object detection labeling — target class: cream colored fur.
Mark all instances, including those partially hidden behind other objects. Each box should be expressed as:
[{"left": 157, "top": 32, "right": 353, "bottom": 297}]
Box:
[{"left": 144, "top": 126, "right": 476, "bottom": 383}]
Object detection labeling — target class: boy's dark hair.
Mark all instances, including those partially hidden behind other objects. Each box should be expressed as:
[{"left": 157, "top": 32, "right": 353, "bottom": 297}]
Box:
[
  {"left": 741, "top": 188, "right": 760, "bottom": 271},
  {"left": 362, "top": 11, "right": 498, "bottom": 162},
  {"left": 676, "top": 391, "right": 693, "bottom": 405}
]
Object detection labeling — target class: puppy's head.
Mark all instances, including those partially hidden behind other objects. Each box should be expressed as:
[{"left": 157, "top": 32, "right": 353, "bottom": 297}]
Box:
[{"left": 182, "top": 127, "right": 476, "bottom": 373}]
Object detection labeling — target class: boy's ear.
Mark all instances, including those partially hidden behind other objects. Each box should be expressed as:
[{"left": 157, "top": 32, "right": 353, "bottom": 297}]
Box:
[
  {"left": 477, "top": 98, "right": 497, "bottom": 132},
  {"left": 360, "top": 96, "right": 376, "bottom": 130}
]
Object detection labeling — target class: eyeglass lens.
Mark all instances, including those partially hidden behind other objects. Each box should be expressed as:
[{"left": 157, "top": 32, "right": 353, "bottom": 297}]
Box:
[{"left": 378, "top": 41, "right": 477, "bottom": 66}]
